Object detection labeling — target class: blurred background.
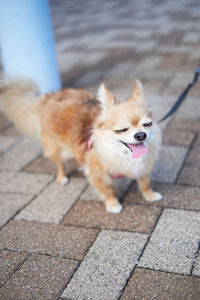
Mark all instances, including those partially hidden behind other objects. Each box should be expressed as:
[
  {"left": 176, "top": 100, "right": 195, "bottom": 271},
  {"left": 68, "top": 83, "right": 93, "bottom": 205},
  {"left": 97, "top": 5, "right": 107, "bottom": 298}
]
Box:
[{"left": 49, "top": 0, "right": 200, "bottom": 123}]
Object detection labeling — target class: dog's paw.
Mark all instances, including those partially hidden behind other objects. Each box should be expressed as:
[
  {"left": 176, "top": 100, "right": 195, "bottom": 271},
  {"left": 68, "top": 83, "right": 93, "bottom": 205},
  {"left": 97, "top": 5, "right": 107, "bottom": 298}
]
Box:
[
  {"left": 106, "top": 203, "right": 123, "bottom": 214},
  {"left": 58, "top": 176, "right": 69, "bottom": 186},
  {"left": 144, "top": 191, "right": 163, "bottom": 202}
]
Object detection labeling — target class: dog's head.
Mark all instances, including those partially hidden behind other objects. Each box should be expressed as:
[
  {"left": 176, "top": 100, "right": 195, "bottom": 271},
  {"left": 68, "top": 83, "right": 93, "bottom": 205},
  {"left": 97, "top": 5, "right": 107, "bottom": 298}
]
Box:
[{"left": 94, "top": 80, "right": 159, "bottom": 159}]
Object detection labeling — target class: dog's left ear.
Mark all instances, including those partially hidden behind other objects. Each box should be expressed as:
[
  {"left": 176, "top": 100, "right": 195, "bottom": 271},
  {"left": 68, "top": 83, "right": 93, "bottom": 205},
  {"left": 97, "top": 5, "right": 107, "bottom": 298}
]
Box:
[
  {"left": 97, "top": 83, "right": 117, "bottom": 109},
  {"left": 131, "top": 80, "right": 146, "bottom": 105}
]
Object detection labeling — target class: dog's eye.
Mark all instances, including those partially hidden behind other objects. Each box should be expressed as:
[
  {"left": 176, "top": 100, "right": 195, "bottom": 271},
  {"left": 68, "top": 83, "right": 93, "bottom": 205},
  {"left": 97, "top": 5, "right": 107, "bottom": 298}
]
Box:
[
  {"left": 143, "top": 122, "right": 152, "bottom": 127},
  {"left": 114, "top": 128, "right": 129, "bottom": 133}
]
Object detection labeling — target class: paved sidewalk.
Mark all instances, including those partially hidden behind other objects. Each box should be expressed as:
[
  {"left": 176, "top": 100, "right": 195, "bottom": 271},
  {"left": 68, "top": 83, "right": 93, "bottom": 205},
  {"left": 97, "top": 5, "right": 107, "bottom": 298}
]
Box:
[{"left": 1, "top": 0, "right": 200, "bottom": 299}]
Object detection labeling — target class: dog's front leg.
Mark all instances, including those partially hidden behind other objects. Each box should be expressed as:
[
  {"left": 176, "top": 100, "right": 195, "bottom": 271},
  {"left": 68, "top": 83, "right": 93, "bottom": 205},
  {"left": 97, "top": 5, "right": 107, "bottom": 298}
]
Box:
[
  {"left": 87, "top": 152, "right": 123, "bottom": 213},
  {"left": 137, "top": 174, "right": 162, "bottom": 202}
]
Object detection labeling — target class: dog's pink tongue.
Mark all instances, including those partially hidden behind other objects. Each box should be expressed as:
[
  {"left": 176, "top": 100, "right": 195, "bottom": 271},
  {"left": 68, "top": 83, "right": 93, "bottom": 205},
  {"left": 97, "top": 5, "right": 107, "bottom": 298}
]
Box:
[{"left": 127, "top": 143, "right": 148, "bottom": 159}]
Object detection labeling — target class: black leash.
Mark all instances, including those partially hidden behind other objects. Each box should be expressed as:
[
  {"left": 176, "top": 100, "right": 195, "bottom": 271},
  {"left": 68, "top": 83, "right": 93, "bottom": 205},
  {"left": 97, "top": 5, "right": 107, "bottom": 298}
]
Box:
[{"left": 158, "top": 65, "right": 200, "bottom": 123}]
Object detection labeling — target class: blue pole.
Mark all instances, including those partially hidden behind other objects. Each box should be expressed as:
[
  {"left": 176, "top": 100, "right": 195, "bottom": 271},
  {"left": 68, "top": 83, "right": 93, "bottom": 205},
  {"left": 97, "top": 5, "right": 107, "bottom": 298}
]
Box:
[{"left": 0, "top": 0, "right": 61, "bottom": 94}]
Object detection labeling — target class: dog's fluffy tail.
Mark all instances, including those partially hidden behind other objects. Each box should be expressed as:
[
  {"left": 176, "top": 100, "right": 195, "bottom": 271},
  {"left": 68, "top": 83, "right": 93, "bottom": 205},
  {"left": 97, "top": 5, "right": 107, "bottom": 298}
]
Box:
[{"left": 0, "top": 76, "right": 41, "bottom": 139}]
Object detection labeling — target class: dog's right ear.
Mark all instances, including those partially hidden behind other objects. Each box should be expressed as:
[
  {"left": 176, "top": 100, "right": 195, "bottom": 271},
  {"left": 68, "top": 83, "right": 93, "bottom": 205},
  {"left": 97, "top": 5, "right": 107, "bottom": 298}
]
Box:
[
  {"left": 97, "top": 83, "right": 117, "bottom": 110},
  {"left": 132, "top": 80, "right": 146, "bottom": 106}
]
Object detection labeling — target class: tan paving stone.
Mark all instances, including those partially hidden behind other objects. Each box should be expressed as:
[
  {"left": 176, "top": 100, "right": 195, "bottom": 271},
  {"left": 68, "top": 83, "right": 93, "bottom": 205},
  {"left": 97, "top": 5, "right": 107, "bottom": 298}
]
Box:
[
  {"left": 176, "top": 97, "right": 200, "bottom": 120},
  {"left": 0, "top": 254, "right": 78, "bottom": 300},
  {"left": 0, "top": 112, "right": 10, "bottom": 132},
  {"left": 62, "top": 201, "right": 161, "bottom": 234},
  {"left": 167, "top": 119, "right": 200, "bottom": 133},
  {"left": 24, "top": 155, "right": 56, "bottom": 174},
  {"left": 185, "top": 134, "right": 200, "bottom": 165},
  {"left": 62, "top": 230, "right": 148, "bottom": 300},
  {"left": 158, "top": 53, "right": 187, "bottom": 71},
  {"left": 0, "top": 193, "right": 33, "bottom": 227},
  {"left": 24, "top": 155, "right": 78, "bottom": 175},
  {"left": 193, "top": 253, "right": 200, "bottom": 277},
  {"left": 124, "top": 181, "right": 200, "bottom": 211},
  {"left": 0, "top": 136, "right": 19, "bottom": 154},
  {"left": 152, "top": 145, "right": 188, "bottom": 183},
  {"left": 121, "top": 268, "right": 200, "bottom": 300},
  {"left": 0, "top": 172, "right": 53, "bottom": 194},
  {"left": 142, "top": 77, "right": 166, "bottom": 94},
  {"left": 163, "top": 79, "right": 200, "bottom": 98},
  {"left": 80, "top": 177, "right": 132, "bottom": 202},
  {"left": 0, "top": 125, "right": 19, "bottom": 137},
  {"left": 163, "top": 129, "right": 195, "bottom": 147},
  {"left": 178, "top": 165, "right": 200, "bottom": 186},
  {"left": 0, "top": 138, "right": 42, "bottom": 171},
  {"left": 16, "top": 177, "right": 87, "bottom": 224},
  {"left": 0, "top": 220, "right": 98, "bottom": 260},
  {"left": 0, "top": 250, "right": 29, "bottom": 288},
  {"left": 139, "top": 209, "right": 200, "bottom": 274}
]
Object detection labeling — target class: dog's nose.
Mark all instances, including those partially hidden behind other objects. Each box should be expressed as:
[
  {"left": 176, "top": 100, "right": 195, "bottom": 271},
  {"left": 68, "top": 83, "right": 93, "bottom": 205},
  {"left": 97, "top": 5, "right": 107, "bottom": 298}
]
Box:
[{"left": 134, "top": 132, "right": 147, "bottom": 141}]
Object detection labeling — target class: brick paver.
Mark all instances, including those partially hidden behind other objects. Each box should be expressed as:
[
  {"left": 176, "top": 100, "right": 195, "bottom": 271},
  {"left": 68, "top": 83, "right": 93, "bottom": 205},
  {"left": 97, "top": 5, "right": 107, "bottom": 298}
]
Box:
[
  {"left": 124, "top": 182, "right": 200, "bottom": 210},
  {"left": 121, "top": 268, "right": 200, "bottom": 300},
  {"left": 152, "top": 145, "right": 188, "bottom": 183},
  {"left": 193, "top": 253, "right": 200, "bottom": 277},
  {"left": 0, "top": 172, "right": 53, "bottom": 194},
  {"left": 63, "top": 200, "right": 161, "bottom": 233},
  {"left": 0, "top": 250, "right": 29, "bottom": 288},
  {"left": 178, "top": 165, "right": 200, "bottom": 186},
  {"left": 0, "top": 254, "right": 78, "bottom": 300},
  {"left": 0, "top": 138, "right": 41, "bottom": 171},
  {"left": 1, "top": 0, "right": 200, "bottom": 298},
  {"left": 0, "top": 220, "right": 98, "bottom": 260},
  {"left": 61, "top": 230, "right": 148, "bottom": 300},
  {"left": 0, "top": 193, "right": 33, "bottom": 227},
  {"left": 16, "top": 177, "right": 87, "bottom": 224},
  {"left": 139, "top": 209, "right": 200, "bottom": 274},
  {"left": 0, "top": 136, "right": 19, "bottom": 154}
]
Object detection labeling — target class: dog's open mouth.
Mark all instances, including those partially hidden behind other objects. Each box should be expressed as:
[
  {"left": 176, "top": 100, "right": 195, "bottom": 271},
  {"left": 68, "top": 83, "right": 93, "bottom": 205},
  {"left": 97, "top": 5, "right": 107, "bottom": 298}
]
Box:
[{"left": 120, "top": 141, "right": 148, "bottom": 159}]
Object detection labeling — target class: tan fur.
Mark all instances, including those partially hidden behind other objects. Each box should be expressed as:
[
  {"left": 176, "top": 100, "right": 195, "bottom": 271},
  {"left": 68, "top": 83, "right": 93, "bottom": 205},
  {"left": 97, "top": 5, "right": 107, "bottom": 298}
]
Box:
[
  {"left": 0, "top": 76, "right": 162, "bottom": 213},
  {"left": 0, "top": 77, "right": 41, "bottom": 139}
]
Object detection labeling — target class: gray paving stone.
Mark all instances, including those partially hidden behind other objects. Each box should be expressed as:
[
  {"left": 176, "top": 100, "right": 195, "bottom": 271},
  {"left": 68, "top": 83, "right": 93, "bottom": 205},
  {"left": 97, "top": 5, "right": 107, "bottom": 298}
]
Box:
[
  {"left": 139, "top": 209, "right": 200, "bottom": 274},
  {"left": 16, "top": 177, "right": 87, "bottom": 224},
  {"left": 124, "top": 182, "right": 200, "bottom": 211},
  {"left": 189, "top": 47, "right": 200, "bottom": 59},
  {"left": 62, "top": 230, "right": 148, "bottom": 300},
  {"left": 0, "top": 193, "right": 33, "bottom": 227},
  {"left": 136, "top": 57, "right": 162, "bottom": 72},
  {"left": 0, "top": 136, "right": 19, "bottom": 154},
  {"left": 183, "top": 32, "right": 200, "bottom": 43},
  {"left": 0, "top": 138, "right": 42, "bottom": 171},
  {"left": 156, "top": 45, "right": 192, "bottom": 54},
  {"left": 146, "top": 93, "right": 175, "bottom": 124},
  {"left": 176, "top": 97, "right": 200, "bottom": 120},
  {"left": 169, "top": 72, "right": 194, "bottom": 88},
  {"left": 193, "top": 253, "right": 200, "bottom": 277},
  {"left": 152, "top": 145, "right": 188, "bottom": 183},
  {"left": 0, "top": 172, "right": 53, "bottom": 194},
  {"left": 57, "top": 52, "right": 85, "bottom": 73},
  {"left": 178, "top": 165, "right": 200, "bottom": 186},
  {"left": 163, "top": 129, "right": 195, "bottom": 147}
]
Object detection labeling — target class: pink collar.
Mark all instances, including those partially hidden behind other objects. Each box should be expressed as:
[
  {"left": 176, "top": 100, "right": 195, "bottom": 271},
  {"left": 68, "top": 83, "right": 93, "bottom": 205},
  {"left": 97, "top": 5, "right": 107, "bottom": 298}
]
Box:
[{"left": 88, "top": 137, "right": 93, "bottom": 151}]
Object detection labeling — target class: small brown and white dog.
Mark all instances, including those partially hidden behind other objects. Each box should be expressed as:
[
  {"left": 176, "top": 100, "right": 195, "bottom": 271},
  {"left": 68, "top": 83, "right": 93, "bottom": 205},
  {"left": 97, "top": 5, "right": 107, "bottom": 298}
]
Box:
[{"left": 0, "top": 77, "right": 162, "bottom": 213}]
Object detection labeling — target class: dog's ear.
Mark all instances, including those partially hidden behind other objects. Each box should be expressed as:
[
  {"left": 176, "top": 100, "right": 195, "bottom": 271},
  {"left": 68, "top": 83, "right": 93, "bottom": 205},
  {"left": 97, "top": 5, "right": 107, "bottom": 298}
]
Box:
[
  {"left": 97, "top": 83, "right": 117, "bottom": 109},
  {"left": 131, "top": 80, "right": 146, "bottom": 105}
]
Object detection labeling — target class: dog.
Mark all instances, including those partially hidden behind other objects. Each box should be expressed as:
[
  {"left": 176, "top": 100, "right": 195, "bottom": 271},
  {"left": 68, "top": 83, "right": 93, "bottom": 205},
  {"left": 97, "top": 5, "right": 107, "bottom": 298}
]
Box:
[{"left": 0, "top": 76, "right": 162, "bottom": 213}]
